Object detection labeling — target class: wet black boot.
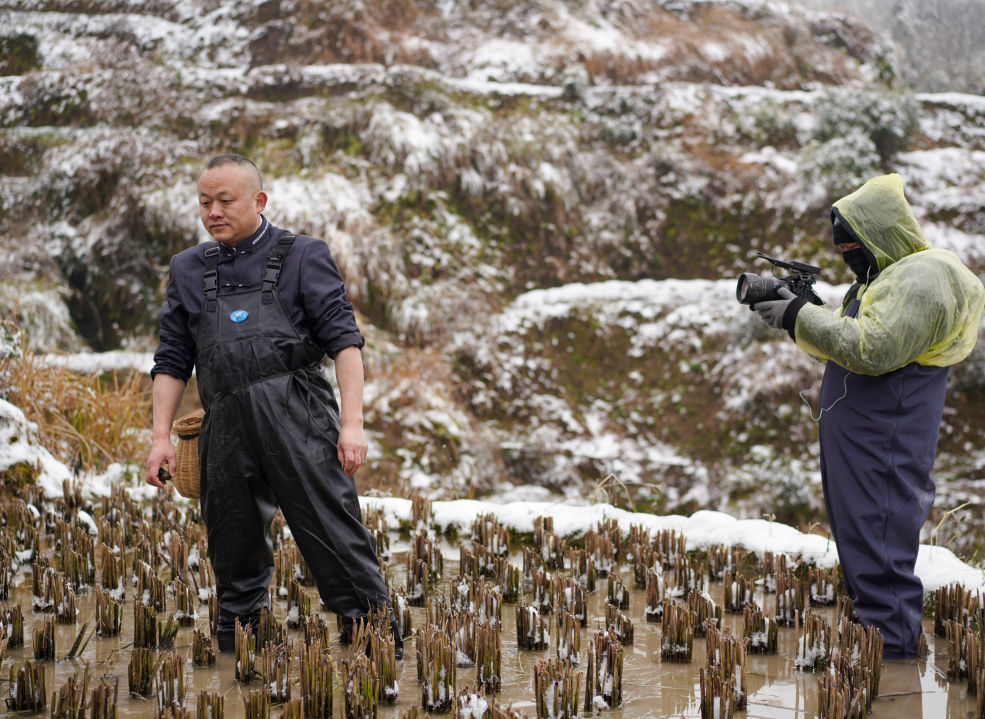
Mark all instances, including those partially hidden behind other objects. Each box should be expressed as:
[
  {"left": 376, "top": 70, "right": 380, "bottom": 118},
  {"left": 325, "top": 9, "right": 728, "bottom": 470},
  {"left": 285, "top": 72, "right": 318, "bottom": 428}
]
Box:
[
  {"left": 391, "top": 615, "right": 404, "bottom": 661},
  {"left": 337, "top": 615, "right": 356, "bottom": 646},
  {"left": 216, "top": 608, "right": 237, "bottom": 653},
  {"left": 217, "top": 608, "right": 263, "bottom": 653}
]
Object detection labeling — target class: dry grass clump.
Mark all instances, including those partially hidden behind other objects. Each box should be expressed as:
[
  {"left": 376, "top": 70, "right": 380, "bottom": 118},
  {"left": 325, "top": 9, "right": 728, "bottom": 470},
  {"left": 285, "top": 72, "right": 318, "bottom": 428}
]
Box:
[{"left": 0, "top": 322, "right": 150, "bottom": 473}]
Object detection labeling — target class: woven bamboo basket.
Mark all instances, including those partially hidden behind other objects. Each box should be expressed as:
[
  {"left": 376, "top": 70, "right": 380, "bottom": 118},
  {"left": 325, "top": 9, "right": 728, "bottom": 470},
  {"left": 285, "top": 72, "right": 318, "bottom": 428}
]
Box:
[{"left": 171, "top": 410, "right": 204, "bottom": 499}]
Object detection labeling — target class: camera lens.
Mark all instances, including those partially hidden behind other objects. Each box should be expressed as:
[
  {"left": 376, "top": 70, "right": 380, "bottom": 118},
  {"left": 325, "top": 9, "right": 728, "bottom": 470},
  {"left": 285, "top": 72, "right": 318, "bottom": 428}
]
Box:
[
  {"left": 736, "top": 273, "right": 783, "bottom": 305},
  {"left": 736, "top": 274, "right": 754, "bottom": 303}
]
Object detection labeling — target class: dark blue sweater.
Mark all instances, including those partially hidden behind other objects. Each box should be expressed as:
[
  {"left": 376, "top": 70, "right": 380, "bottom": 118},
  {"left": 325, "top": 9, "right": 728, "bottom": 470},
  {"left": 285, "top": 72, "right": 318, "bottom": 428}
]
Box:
[{"left": 151, "top": 217, "right": 364, "bottom": 381}]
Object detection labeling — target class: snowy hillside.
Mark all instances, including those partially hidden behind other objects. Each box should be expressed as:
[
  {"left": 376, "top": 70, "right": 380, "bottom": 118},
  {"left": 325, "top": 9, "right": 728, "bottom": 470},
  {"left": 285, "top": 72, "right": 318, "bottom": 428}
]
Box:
[{"left": 2, "top": 0, "right": 984, "bottom": 554}]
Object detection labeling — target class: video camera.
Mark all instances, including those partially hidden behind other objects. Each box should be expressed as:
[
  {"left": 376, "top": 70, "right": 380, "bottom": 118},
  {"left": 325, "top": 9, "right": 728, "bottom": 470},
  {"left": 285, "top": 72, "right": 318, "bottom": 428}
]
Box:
[{"left": 736, "top": 252, "right": 824, "bottom": 307}]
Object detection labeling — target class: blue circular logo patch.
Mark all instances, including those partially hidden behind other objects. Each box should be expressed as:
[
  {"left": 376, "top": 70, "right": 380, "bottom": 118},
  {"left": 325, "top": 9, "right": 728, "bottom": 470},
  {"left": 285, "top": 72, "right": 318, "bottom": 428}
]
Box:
[{"left": 229, "top": 310, "right": 249, "bottom": 323}]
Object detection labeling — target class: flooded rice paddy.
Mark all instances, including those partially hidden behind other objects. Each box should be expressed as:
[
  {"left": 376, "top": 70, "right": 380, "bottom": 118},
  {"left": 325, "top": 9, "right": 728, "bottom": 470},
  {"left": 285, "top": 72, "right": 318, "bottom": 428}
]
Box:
[{"left": 0, "top": 492, "right": 976, "bottom": 719}]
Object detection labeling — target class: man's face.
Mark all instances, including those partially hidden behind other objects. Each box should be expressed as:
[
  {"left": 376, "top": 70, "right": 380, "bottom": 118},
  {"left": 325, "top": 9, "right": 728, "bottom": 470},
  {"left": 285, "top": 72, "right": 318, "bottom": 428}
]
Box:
[{"left": 198, "top": 164, "right": 267, "bottom": 245}]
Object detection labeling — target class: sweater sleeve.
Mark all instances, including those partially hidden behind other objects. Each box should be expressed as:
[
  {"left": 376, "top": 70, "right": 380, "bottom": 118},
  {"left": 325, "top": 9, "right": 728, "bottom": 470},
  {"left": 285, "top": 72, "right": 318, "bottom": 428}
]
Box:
[
  {"left": 150, "top": 257, "right": 196, "bottom": 381},
  {"left": 297, "top": 239, "right": 365, "bottom": 359}
]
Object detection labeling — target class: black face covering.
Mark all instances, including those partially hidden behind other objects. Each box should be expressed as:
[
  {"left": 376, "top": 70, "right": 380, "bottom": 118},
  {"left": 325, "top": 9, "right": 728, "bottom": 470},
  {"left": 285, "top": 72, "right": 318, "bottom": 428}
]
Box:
[
  {"left": 842, "top": 247, "right": 872, "bottom": 284},
  {"left": 832, "top": 220, "right": 855, "bottom": 247}
]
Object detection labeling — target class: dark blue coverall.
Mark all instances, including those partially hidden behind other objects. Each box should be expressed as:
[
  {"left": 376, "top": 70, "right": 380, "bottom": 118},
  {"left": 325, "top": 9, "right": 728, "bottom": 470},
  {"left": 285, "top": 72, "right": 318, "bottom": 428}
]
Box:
[
  {"left": 818, "top": 299, "right": 947, "bottom": 659},
  {"left": 755, "top": 174, "right": 985, "bottom": 660}
]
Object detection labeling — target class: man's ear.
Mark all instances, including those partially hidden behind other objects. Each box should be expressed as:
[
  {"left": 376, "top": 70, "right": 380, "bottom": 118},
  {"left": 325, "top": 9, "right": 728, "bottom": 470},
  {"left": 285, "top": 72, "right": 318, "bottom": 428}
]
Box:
[{"left": 255, "top": 191, "right": 268, "bottom": 213}]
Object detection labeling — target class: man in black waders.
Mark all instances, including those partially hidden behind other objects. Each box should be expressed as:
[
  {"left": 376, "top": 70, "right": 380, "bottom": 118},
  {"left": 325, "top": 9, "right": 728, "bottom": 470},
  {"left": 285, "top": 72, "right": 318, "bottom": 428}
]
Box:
[
  {"left": 752, "top": 174, "right": 985, "bottom": 660},
  {"left": 144, "top": 154, "right": 402, "bottom": 658}
]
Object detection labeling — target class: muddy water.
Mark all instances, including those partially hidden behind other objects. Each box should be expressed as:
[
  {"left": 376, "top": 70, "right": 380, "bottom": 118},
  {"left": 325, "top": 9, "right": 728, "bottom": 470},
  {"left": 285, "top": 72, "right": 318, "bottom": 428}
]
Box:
[{"left": 1, "top": 547, "right": 973, "bottom": 719}]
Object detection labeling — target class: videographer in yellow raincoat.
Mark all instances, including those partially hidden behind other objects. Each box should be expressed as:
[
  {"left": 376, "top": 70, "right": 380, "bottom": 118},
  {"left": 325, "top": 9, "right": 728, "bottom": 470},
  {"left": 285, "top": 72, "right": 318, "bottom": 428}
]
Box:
[{"left": 753, "top": 173, "right": 985, "bottom": 659}]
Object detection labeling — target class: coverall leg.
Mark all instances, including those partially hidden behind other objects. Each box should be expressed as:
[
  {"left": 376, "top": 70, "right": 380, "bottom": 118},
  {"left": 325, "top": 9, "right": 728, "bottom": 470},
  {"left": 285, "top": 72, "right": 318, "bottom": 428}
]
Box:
[{"left": 819, "top": 360, "right": 947, "bottom": 658}]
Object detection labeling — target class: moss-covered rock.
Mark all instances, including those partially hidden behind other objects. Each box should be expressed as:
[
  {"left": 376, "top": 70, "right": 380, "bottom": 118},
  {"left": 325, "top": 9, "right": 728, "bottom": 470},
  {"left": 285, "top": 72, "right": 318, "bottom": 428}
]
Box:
[
  {"left": 0, "top": 460, "right": 40, "bottom": 497},
  {"left": 0, "top": 33, "right": 40, "bottom": 76}
]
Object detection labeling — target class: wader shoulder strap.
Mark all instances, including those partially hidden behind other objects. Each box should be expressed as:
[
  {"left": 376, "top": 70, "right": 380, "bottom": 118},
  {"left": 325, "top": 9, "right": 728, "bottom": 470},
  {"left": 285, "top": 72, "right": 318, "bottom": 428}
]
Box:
[
  {"left": 203, "top": 246, "right": 220, "bottom": 313},
  {"left": 261, "top": 234, "right": 296, "bottom": 305}
]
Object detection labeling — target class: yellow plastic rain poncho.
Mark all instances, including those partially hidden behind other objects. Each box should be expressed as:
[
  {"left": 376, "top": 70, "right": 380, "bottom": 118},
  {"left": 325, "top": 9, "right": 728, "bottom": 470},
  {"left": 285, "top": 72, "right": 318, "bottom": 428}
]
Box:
[{"left": 795, "top": 173, "right": 985, "bottom": 375}]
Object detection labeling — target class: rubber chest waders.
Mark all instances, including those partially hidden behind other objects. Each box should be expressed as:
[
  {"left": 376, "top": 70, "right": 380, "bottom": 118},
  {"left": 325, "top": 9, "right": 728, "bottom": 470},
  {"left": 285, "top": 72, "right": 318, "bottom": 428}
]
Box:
[
  {"left": 194, "top": 235, "right": 389, "bottom": 620},
  {"left": 818, "top": 297, "right": 947, "bottom": 659}
]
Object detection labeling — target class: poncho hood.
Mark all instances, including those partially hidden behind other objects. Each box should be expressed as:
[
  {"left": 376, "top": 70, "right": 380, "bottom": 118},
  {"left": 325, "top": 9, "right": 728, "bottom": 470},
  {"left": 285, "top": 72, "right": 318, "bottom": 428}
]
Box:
[{"left": 832, "top": 173, "right": 929, "bottom": 272}]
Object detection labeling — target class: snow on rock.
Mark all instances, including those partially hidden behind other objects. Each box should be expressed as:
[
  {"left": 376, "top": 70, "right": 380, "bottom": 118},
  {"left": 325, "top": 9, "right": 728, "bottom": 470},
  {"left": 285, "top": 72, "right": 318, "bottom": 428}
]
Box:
[{"left": 0, "top": 399, "right": 72, "bottom": 498}]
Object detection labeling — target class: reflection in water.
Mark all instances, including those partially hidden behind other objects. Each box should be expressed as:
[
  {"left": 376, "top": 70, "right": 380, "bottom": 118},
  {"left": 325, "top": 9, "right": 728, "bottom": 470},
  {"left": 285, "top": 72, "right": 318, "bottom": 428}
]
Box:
[{"left": 0, "top": 542, "right": 970, "bottom": 718}]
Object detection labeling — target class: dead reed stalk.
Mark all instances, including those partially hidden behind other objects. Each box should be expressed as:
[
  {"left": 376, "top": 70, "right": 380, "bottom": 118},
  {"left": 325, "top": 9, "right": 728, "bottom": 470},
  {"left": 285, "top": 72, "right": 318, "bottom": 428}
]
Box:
[
  {"left": 0, "top": 603, "right": 20, "bottom": 647},
  {"left": 631, "top": 544, "right": 659, "bottom": 589},
  {"left": 817, "top": 667, "right": 867, "bottom": 719},
  {"left": 935, "top": 582, "right": 979, "bottom": 637},
  {"left": 417, "top": 624, "right": 456, "bottom": 713},
  {"left": 554, "top": 575, "right": 586, "bottom": 626},
  {"left": 661, "top": 600, "right": 694, "bottom": 662},
  {"left": 66, "top": 621, "right": 94, "bottom": 659},
  {"left": 6, "top": 659, "right": 46, "bottom": 711},
  {"left": 668, "top": 555, "right": 703, "bottom": 600},
  {"left": 605, "top": 575, "right": 629, "bottom": 611},
  {"left": 244, "top": 688, "right": 270, "bottom": 719},
  {"left": 556, "top": 611, "right": 580, "bottom": 665},
  {"left": 235, "top": 619, "right": 257, "bottom": 683},
  {"left": 128, "top": 647, "right": 159, "bottom": 697},
  {"left": 33, "top": 615, "right": 55, "bottom": 660},
  {"left": 583, "top": 530, "right": 616, "bottom": 578},
  {"left": 256, "top": 606, "right": 286, "bottom": 651},
  {"left": 604, "top": 603, "right": 634, "bottom": 646},
  {"left": 742, "top": 604, "right": 778, "bottom": 655},
  {"left": 91, "top": 676, "right": 118, "bottom": 719},
  {"left": 411, "top": 494, "right": 432, "bottom": 531},
  {"left": 723, "top": 571, "right": 754, "bottom": 614},
  {"left": 584, "top": 629, "right": 622, "bottom": 710},
  {"left": 835, "top": 618, "right": 883, "bottom": 702},
  {"left": 299, "top": 641, "right": 334, "bottom": 719},
  {"left": 704, "top": 625, "right": 746, "bottom": 710},
  {"left": 94, "top": 586, "right": 121, "bottom": 637},
  {"left": 567, "top": 548, "right": 596, "bottom": 593},
  {"left": 156, "top": 651, "right": 187, "bottom": 715},
  {"left": 795, "top": 610, "right": 833, "bottom": 671},
  {"left": 808, "top": 566, "right": 838, "bottom": 606},
  {"left": 706, "top": 545, "right": 741, "bottom": 581},
  {"left": 654, "top": 530, "right": 686, "bottom": 571},
  {"left": 196, "top": 691, "right": 224, "bottom": 719},
  {"left": 946, "top": 620, "right": 970, "bottom": 680},
  {"left": 775, "top": 570, "right": 804, "bottom": 627},
  {"left": 534, "top": 658, "right": 580, "bottom": 719},
  {"left": 472, "top": 513, "right": 510, "bottom": 558},
  {"left": 98, "top": 543, "right": 125, "bottom": 598},
  {"left": 50, "top": 665, "right": 90, "bottom": 719},
  {"left": 516, "top": 603, "right": 550, "bottom": 651},
  {"left": 192, "top": 628, "right": 216, "bottom": 667},
  {"left": 529, "top": 566, "right": 555, "bottom": 614},
  {"left": 391, "top": 589, "right": 413, "bottom": 639},
  {"left": 759, "top": 551, "right": 786, "bottom": 594},
  {"left": 301, "top": 614, "right": 331, "bottom": 648},
  {"left": 493, "top": 557, "right": 520, "bottom": 604},
  {"left": 172, "top": 579, "right": 197, "bottom": 626},
  {"left": 476, "top": 620, "right": 502, "bottom": 693},
  {"left": 452, "top": 609, "right": 478, "bottom": 667},
  {"left": 688, "top": 592, "right": 721, "bottom": 637},
  {"left": 259, "top": 642, "right": 293, "bottom": 705},
  {"left": 644, "top": 568, "right": 664, "bottom": 622},
  {"left": 699, "top": 664, "right": 735, "bottom": 719}
]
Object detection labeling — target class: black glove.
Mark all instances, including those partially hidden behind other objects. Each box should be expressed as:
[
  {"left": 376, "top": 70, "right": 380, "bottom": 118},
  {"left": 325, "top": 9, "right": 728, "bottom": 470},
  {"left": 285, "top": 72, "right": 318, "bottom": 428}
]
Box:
[{"left": 754, "top": 287, "right": 805, "bottom": 338}]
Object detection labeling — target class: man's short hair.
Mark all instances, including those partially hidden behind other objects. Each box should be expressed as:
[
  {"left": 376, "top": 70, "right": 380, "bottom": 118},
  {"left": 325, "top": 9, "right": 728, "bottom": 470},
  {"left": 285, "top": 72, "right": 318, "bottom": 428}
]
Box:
[{"left": 205, "top": 154, "right": 263, "bottom": 191}]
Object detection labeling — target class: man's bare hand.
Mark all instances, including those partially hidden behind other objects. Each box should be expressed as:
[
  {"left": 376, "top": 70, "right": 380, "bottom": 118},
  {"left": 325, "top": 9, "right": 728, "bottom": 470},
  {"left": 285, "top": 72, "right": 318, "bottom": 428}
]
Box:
[
  {"left": 337, "top": 423, "right": 368, "bottom": 476},
  {"left": 145, "top": 437, "right": 177, "bottom": 489}
]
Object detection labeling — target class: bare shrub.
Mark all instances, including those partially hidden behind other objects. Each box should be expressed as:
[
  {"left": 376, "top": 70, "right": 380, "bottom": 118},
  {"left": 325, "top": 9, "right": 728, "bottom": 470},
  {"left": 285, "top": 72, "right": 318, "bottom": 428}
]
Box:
[{"left": 0, "top": 322, "right": 150, "bottom": 472}]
